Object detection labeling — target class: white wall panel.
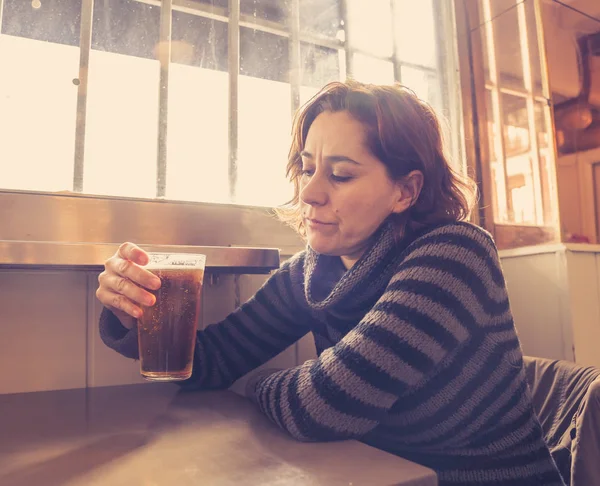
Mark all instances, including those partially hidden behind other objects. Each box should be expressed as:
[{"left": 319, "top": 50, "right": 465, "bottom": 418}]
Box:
[{"left": 0, "top": 271, "right": 87, "bottom": 394}]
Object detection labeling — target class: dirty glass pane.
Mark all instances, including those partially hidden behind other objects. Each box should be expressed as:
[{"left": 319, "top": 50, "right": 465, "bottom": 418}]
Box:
[
  {"left": 241, "top": 0, "right": 290, "bottom": 25},
  {"left": 300, "top": 43, "right": 341, "bottom": 105}
]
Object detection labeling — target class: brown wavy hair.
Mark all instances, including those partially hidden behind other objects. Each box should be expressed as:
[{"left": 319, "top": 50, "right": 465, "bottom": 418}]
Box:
[{"left": 276, "top": 80, "right": 477, "bottom": 238}]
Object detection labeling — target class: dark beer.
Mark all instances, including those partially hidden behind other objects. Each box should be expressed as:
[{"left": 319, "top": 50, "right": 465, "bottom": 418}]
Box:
[{"left": 138, "top": 268, "right": 204, "bottom": 381}]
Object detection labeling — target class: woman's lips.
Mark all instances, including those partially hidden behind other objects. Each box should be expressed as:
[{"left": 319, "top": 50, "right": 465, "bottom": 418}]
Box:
[{"left": 306, "top": 218, "right": 335, "bottom": 228}]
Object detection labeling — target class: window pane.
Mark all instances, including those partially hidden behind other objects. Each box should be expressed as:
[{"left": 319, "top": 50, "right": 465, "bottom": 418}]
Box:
[
  {"left": 167, "top": 14, "right": 229, "bottom": 203},
  {"left": 300, "top": 43, "right": 341, "bottom": 105},
  {"left": 524, "top": 0, "right": 543, "bottom": 95},
  {"left": 0, "top": 0, "right": 80, "bottom": 192},
  {"left": 171, "top": 12, "right": 227, "bottom": 71},
  {"left": 400, "top": 66, "right": 442, "bottom": 115},
  {"left": 83, "top": 0, "right": 159, "bottom": 198},
  {"left": 237, "top": 29, "right": 292, "bottom": 206},
  {"left": 505, "top": 155, "right": 536, "bottom": 224},
  {"left": 346, "top": 0, "right": 393, "bottom": 57},
  {"left": 240, "top": 27, "right": 289, "bottom": 82},
  {"left": 1, "top": 0, "right": 80, "bottom": 46},
  {"left": 501, "top": 94, "right": 529, "bottom": 157},
  {"left": 353, "top": 53, "right": 394, "bottom": 85},
  {"left": 237, "top": 77, "right": 293, "bottom": 207},
  {"left": 501, "top": 93, "right": 537, "bottom": 224},
  {"left": 489, "top": 0, "right": 525, "bottom": 90},
  {"left": 485, "top": 89, "right": 508, "bottom": 223},
  {"left": 300, "top": 0, "right": 342, "bottom": 39},
  {"left": 241, "top": 0, "right": 290, "bottom": 25},
  {"left": 535, "top": 103, "right": 556, "bottom": 225},
  {"left": 394, "top": 0, "right": 436, "bottom": 68}
]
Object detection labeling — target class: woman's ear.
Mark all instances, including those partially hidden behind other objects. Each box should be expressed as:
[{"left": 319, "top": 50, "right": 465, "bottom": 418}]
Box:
[{"left": 391, "top": 170, "right": 424, "bottom": 214}]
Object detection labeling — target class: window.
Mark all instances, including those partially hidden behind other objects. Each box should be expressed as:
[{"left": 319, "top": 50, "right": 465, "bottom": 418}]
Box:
[
  {"left": 462, "top": 0, "right": 559, "bottom": 248},
  {"left": 0, "top": 0, "right": 456, "bottom": 209}
]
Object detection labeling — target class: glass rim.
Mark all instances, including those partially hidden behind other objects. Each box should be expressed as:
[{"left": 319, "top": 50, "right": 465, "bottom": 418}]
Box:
[{"left": 144, "top": 252, "right": 206, "bottom": 269}]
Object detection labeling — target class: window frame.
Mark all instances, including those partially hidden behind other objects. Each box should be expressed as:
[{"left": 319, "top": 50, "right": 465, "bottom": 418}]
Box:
[
  {"left": 455, "top": 0, "right": 560, "bottom": 249},
  {"left": 0, "top": 0, "right": 461, "bottom": 251}
]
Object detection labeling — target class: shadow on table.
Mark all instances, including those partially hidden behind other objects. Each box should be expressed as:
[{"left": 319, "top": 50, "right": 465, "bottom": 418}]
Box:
[{"left": 0, "top": 432, "right": 149, "bottom": 486}]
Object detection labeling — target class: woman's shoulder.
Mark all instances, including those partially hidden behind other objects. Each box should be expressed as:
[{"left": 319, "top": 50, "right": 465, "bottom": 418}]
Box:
[
  {"left": 395, "top": 221, "right": 503, "bottom": 281},
  {"left": 407, "top": 221, "right": 498, "bottom": 255}
]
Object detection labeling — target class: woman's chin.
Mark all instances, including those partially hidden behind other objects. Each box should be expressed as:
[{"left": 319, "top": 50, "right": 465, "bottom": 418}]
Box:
[{"left": 307, "top": 236, "right": 340, "bottom": 256}]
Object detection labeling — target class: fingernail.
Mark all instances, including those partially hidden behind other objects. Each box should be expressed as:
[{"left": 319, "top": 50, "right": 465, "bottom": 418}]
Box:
[
  {"left": 134, "top": 309, "right": 142, "bottom": 318},
  {"left": 152, "top": 278, "right": 161, "bottom": 289}
]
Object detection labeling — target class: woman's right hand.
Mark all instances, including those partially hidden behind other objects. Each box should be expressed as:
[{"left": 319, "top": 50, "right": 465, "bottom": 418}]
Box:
[{"left": 96, "top": 242, "right": 162, "bottom": 330}]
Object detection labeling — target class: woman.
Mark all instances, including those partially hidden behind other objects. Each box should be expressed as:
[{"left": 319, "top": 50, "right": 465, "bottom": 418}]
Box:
[{"left": 97, "top": 81, "right": 564, "bottom": 485}]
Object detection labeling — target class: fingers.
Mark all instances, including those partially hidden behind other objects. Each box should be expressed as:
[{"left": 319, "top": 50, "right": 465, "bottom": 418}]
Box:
[
  {"left": 107, "top": 252, "right": 161, "bottom": 292},
  {"left": 96, "top": 286, "right": 143, "bottom": 319},
  {"left": 118, "top": 242, "right": 149, "bottom": 266},
  {"left": 104, "top": 273, "right": 156, "bottom": 307},
  {"left": 97, "top": 243, "right": 162, "bottom": 318}
]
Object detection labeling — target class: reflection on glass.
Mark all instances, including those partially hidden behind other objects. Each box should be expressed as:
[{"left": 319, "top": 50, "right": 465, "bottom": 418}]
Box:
[
  {"left": 0, "top": 0, "right": 79, "bottom": 192},
  {"left": 400, "top": 66, "right": 442, "bottom": 115},
  {"left": 501, "top": 94, "right": 529, "bottom": 157},
  {"left": 167, "top": 14, "right": 229, "bottom": 203},
  {"left": 300, "top": 0, "right": 342, "bottom": 39},
  {"left": 84, "top": 0, "right": 159, "bottom": 198},
  {"left": 394, "top": 0, "right": 436, "bottom": 68},
  {"left": 353, "top": 53, "right": 394, "bottom": 85},
  {"left": 241, "top": 0, "right": 290, "bottom": 25},
  {"left": 489, "top": 0, "right": 525, "bottom": 89},
  {"left": 346, "top": 0, "right": 393, "bottom": 57},
  {"left": 237, "top": 28, "right": 292, "bottom": 206}
]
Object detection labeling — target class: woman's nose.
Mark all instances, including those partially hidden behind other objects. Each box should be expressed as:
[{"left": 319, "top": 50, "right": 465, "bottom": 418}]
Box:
[{"left": 299, "top": 172, "right": 328, "bottom": 207}]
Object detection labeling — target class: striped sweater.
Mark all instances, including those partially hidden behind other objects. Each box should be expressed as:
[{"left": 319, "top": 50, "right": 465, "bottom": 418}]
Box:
[{"left": 100, "top": 221, "right": 565, "bottom": 485}]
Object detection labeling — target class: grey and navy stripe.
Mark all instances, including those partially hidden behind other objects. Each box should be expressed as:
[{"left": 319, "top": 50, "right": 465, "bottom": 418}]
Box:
[{"left": 100, "top": 221, "right": 564, "bottom": 485}]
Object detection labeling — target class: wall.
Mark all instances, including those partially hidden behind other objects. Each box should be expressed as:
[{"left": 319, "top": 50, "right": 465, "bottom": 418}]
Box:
[
  {"left": 499, "top": 247, "right": 574, "bottom": 361},
  {"left": 0, "top": 267, "right": 316, "bottom": 395},
  {"left": 500, "top": 244, "right": 600, "bottom": 368}
]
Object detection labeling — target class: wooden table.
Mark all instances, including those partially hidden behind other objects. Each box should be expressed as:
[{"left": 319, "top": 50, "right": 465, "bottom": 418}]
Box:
[{"left": 0, "top": 384, "right": 437, "bottom": 486}]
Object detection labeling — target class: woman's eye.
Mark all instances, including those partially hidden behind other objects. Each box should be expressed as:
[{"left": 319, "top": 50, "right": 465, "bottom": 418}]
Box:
[
  {"left": 301, "top": 168, "right": 314, "bottom": 177},
  {"left": 331, "top": 174, "right": 353, "bottom": 182}
]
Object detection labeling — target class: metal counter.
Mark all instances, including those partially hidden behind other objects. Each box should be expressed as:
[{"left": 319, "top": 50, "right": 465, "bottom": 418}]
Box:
[{"left": 0, "top": 240, "right": 279, "bottom": 273}]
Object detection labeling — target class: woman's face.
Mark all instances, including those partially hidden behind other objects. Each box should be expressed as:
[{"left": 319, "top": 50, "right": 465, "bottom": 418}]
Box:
[{"left": 300, "top": 110, "right": 419, "bottom": 269}]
